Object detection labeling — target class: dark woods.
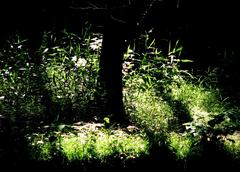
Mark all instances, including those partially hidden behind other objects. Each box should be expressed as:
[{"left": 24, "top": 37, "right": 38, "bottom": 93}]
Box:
[
  {"left": 1, "top": 1, "right": 240, "bottom": 171},
  {"left": 0, "top": 0, "right": 239, "bottom": 121},
  {"left": 0, "top": 0, "right": 180, "bottom": 123}
]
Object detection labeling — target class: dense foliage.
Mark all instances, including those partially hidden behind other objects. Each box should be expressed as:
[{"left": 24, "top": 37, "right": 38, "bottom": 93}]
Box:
[{"left": 0, "top": 28, "right": 240, "bottom": 171}]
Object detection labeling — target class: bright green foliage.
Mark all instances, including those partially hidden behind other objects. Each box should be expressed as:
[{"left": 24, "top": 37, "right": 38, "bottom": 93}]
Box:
[
  {"left": 170, "top": 81, "right": 227, "bottom": 134},
  {"left": 27, "top": 124, "right": 149, "bottom": 163},
  {"left": 123, "top": 33, "right": 240, "bottom": 161},
  {"left": 0, "top": 28, "right": 102, "bottom": 122},
  {"left": 41, "top": 31, "right": 101, "bottom": 117},
  {"left": 223, "top": 132, "right": 240, "bottom": 160},
  {"left": 1, "top": 28, "right": 240, "bottom": 167},
  {"left": 167, "top": 132, "right": 193, "bottom": 160},
  {"left": 61, "top": 133, "right": 93, "bottom": 161},
  {"left": 123, "top": 37, "right": 191, "bottom": 138},
  {"left": 124, "top": 88, "right": 173, "bottom": 140},
  {"left": 170, "top": 81, "right": 226, "bottom": 116},
  {"left": 61, "top": 129, "right": 149, "bottom": 162}
]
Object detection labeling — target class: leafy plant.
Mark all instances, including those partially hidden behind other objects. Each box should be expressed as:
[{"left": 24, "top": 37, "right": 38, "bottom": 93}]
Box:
[
  {"left": 0, "top": 27, "right": 103, "bottom": 124},
  {"left": 40, "top": 30, "right": 101, "bottom": 121},
  {"left": 123, "top": 31, "right": 240, "bottom": 165},
  {"left": 123, "top": 35, "right": 192, "bottom": 141},
  {"left": 0, "top": 35, "right": 44, "bottom": 121}
]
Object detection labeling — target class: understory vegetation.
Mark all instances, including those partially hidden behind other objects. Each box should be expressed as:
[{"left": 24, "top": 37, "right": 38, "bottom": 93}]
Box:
[{"left": 0, "top": 27, "right": 240, "bottom": 171}]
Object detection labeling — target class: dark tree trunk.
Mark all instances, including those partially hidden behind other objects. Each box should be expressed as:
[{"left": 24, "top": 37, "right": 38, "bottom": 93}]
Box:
[
  {"left": 99, "top": 16, "right": 128, "bottom": 124},
  {"left": 96, "top": 1, "right": 167, "bottom": 124}
]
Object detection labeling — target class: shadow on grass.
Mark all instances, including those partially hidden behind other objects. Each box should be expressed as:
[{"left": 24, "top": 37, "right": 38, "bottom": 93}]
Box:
[{"left": 1, "top": 118, "right": 240, "bottom": 172}]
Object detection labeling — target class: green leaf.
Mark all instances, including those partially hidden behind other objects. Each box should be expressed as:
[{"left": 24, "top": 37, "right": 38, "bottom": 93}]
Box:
[{"left": 180, "top": 59, "right": 193, "bottom": 63}]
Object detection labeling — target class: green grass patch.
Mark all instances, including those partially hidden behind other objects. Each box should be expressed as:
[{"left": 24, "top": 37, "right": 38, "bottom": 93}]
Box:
[
  {"left": 223, "top": 132, "right": 240, "bottom": 160},
  {"left": 27, "top": 123, "right": 149, "bottom": 164},
  {"left": 124, "top": 86, "right": 173, "bottom": 141},
  {"left": 167, "top": 132, "right": 193, "bottom": 160},
  {"left": 1, "top": 28, "right": 240, "bottom": 169},
  {"left": 123, "top": 37, "right": 240, "bottom": 163}
]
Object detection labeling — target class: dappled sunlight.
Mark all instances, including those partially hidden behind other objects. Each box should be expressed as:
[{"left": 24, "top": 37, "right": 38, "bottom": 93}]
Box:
[
  {"left": 124, "top": 88, "right": 173, "bottom": 138},
  {"left": 123, "top": 35, "right": 240, "bottom": 168},
  {"left": 27, "top": 122, "right": 149, "bottom": 164},
  {"left": 167, "top": 132, "right": 193, "bottom": 160},
  {"left": 1, "top": 27, "right": 240, "bottom": 170},
  {"left": 223, "top": 131, "right": 240, "bottom": 160},
  {"left": 170, "top": 81, "right": 226, "bottom": 116}
]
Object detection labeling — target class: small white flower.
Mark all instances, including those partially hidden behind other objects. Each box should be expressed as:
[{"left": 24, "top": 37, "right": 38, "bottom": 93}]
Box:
[
  {"left": 76, "top": 58, "right": 87, "bottom": 67},
  {"left": 57, "top": 95, "right": 62, "bottom": 99},
  {"left": 4, "top": 70, "right": 9, "bottom": 75},
  {"left": 72, "top": 56, "right": 77, "bottom": 62},
  {"left": 0, "top": 96, "right": 5, "bottom": 100},
  {"left": 90, "top": 36, "right": 103, "bottom": 51},
  {"left": 37, "top": 140, "right": 44, "bottom": 144}
]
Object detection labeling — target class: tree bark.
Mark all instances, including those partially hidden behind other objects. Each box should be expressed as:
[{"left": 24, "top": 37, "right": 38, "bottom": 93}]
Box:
[{"left": 98, "top": 15, "right": 128, "bottom": 124}]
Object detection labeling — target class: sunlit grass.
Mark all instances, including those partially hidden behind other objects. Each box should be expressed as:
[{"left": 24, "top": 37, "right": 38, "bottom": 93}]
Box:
[
  {"left": 27, "top": 123, "right": 149, "bottom": 164},
  {"left": 62, "top": 129, "right": 149, "bottom": 162},
  {"left": 124, "top": 85, "right": 173, "bottom": 141},
  {"left": 123, "top": 37, "right": 240, "bottom": 163},
  {"left": 1, "top": 28, "right": 240, "bottom": 168},
  {"left": 124, "top": 73, "right": 236, "bottom": 157},
  {"left": 223, "top": 132, "right": 240, "bottom": 160},
  {"left": 61, "top": 133, "right": 93, "bottom": 161},
  {"left": 167, "top": 132, "right": 193, "bottom": 160},
  {"left": 170, "top": 81, "right": 227, "bottom": 117}
]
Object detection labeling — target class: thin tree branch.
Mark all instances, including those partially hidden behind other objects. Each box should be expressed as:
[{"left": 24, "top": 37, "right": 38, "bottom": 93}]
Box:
[
  {"left": 110, "top": 14, "right": 128, "bottom": 24},
  {"left": 69, "top": 6, "right": 107, "bottom": 11}
]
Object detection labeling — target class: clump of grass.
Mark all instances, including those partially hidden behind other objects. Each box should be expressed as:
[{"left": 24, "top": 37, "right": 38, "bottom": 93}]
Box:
[
  {"left": 223, "top": 132, "right": 240, "bottom": 160},
  {"left": 0, "top": 27, "right": 103, "bottom": 123},
  {"left": 167, "top": 132, "right": 193, "bottom": 160},
  {"left": 123, "top": 33, "right": 240, "bottom": 163},
  {"left": 40, "top": 30, "right": 101, "bottom": 121},
  {"left": 170, "top": 80, "right": 227, "bottom": 135},
  {"left": 124, "top": 87, "right": 173, "bottom": 141},
  {"left": 27, "top": 133, "right": 54, "bottom": 161},
  {"left": 124, "top": 38, "right": 192, "bottom": 139},
  {"left": 61, "top": 133, "right": 93, "bottom": 161},
  {"left": 27, "top": 123, "right": 149, "bottom": 165},
  {"left": 61, "top": 128, "right": 149, "bottom": 163},
  {"left": 170, "top": 80, "right": 227, "bottom": 117}
]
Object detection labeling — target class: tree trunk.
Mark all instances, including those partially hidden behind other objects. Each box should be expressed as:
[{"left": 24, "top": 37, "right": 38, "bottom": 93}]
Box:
[{"left": 98, "top": 16, "right": 128, "bottom": 124}]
